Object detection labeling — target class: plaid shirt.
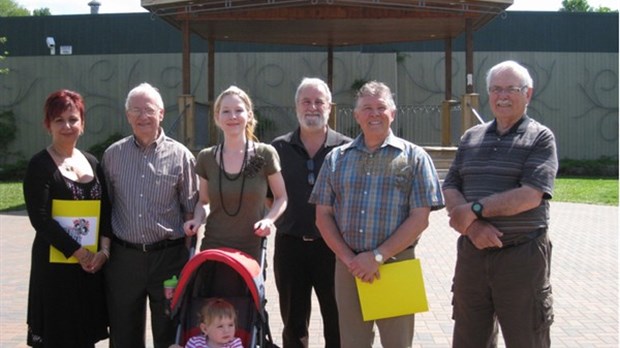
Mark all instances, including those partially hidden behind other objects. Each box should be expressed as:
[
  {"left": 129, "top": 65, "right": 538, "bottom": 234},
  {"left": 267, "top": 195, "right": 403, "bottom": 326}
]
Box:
[{"left": 309, "top": 131, "right": 444, "bottom": 252}]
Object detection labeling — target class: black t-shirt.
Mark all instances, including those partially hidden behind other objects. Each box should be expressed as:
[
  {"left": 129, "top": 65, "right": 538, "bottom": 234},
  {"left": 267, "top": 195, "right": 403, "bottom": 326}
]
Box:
[{"left": 271, "top": 127, "right": 351, "bottom": 238}]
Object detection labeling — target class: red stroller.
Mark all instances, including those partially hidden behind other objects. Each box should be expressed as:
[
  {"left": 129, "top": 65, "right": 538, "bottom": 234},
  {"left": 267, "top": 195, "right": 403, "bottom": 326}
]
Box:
[{"left": 169, "top": 241, "right": 277, "bottom": 347}]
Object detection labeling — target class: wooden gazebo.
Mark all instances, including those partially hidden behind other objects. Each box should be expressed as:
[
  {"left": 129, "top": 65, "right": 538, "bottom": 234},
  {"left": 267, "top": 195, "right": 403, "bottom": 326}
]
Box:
[{"left": 141, "top": 0, "right": 512, "bottom": 151}]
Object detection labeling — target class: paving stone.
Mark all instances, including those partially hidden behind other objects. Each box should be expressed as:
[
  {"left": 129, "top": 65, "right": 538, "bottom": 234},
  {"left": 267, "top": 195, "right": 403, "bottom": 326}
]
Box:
[{"left": 1, "top": 201, "right": 617, "bottom": 347}]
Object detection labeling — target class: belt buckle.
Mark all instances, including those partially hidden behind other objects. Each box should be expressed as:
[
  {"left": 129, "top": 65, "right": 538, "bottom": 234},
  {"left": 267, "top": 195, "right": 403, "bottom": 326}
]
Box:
[
  {"left": 302, "top": 236, "right": 315, "bottom": 242},
  {"left": 142, "top": 243, "right": 148, "bottom": 252}
]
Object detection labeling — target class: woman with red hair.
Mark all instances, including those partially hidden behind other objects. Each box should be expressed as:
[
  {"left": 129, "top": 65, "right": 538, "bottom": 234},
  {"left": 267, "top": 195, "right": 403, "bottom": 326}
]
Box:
[{"left": 23, "top": 89, "right": 111, "bottom": 347}]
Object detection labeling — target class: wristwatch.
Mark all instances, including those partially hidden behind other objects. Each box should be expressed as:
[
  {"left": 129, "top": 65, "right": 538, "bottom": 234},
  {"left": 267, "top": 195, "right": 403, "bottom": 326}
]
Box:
[
  {"left": 471, "top": 201, "right": 484, "bottom": 219},
  {"left": 373, "top": 249, "right": 384, "bottom": 264}
]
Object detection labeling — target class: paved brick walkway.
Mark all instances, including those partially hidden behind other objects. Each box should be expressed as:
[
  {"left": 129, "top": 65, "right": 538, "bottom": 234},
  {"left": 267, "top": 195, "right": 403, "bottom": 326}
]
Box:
[{"left": 1, "top": 201, "right": 617, "bottom": 347}]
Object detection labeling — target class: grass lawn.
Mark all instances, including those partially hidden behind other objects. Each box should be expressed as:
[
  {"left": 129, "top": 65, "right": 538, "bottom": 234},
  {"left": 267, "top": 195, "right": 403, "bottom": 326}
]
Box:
[
  {"left": 0, "top": 181, "right": 25, "bottom": 212},
  {"left": 1, "top": 177, "right": 618, "bottom": 212},
  {"left": 553, "top": 177, "right": 618, "bottom": 206}
]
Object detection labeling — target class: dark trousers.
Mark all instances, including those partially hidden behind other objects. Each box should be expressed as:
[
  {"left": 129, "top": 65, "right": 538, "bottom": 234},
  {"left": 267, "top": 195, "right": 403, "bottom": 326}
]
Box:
[
  {"left": 452, "top": 232, "right": 553, "bottom": 348},
  {"left": 104, "top": 241, "right": 188, "bottom": 348},
  {"left": 273, "top": 233, "right": 340, "bottom": 348}
]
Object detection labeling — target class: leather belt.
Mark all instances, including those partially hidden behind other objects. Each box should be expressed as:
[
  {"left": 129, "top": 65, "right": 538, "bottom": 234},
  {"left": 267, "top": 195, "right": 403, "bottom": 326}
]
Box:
[
  {"left": 354, "top": 244, "right": 414, "bottom": 254},
  {"left": 112, "top": 235, "right": 184, "bottom": 252},
  {"left": 501, "top": 228, "right": 547, "bottom": 249},
  {"left": 281, "top": 233, "right": 320, "bottom": 242}
]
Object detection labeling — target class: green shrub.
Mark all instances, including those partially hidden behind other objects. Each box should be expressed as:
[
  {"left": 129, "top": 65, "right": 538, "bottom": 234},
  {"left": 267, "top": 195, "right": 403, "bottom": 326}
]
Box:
[
  {"left": 0, "top": 159, "right": 27, "bottom": 181},
  {"left": 558, "top": 157, "right": 618, "bottom": 177},
  {"left": 87, "top": 132, "right": 124, "bottom": 161},
  {"left": 0, "top": 110, "right": 17, "bottom": 152}
]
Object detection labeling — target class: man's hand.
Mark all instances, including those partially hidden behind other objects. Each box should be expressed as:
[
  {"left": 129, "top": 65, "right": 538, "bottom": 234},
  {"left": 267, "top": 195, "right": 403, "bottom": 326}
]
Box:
[
  {"left": 466, "top": 220, "right": 503, "bottom": 249},
  {"left": 448, "top": 203, "right": 477, "bottom": 234},
  {"left": 183, "top": 218, "right": 201, "bottom": 236},
  {"left": 347, "top": 252, "right": 380, "bottom": 283}
]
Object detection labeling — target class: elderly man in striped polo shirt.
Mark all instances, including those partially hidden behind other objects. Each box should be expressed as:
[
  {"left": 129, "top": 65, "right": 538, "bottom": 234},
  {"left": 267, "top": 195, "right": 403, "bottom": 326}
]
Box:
[
  {"left": 102, "top": 82, "right": 198, "bottom": 348},
  {"left": 443, "top": 60, "right": 558, "bottom": 348}
]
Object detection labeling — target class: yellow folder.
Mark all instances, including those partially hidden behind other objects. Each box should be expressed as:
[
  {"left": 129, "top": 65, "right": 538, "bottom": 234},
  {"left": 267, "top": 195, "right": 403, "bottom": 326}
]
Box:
[
  {"left": 355, "top": 258, "right": 428, "bottom": 321},
  {"left": 50, "top": 199, "right": 100, "bottom": 263}
]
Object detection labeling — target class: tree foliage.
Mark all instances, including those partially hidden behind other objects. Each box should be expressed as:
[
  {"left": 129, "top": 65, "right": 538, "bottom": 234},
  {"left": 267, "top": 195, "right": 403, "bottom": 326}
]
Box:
[
  {"left": 32, "top": 7, "right": 51, "bottom": 16},
  {"left": 561, "top": 0, "right": 593, "bottom": 12},
  {"left": 0, "top": 0, "right": 30, "bottom": 16},
  {"left": 561, "top": 0, "right": 618, "bottom": 12}
]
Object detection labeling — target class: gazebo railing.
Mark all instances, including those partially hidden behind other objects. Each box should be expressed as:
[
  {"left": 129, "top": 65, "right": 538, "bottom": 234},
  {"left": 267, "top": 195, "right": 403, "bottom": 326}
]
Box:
[{"left": 170, "top": 103, "right": 463, "bottom": 149}]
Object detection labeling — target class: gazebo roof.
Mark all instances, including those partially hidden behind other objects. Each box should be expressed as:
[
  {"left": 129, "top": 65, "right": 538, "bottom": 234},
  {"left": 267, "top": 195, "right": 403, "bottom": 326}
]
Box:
[{"left": 141, "top": 0, "right": 513, "bottom": 47}]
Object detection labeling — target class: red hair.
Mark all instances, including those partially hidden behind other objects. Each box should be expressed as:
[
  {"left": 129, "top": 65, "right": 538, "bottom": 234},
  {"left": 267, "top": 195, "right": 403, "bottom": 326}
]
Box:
[{"left": 43, "top": 89, "right": 85, "bottom": 129}]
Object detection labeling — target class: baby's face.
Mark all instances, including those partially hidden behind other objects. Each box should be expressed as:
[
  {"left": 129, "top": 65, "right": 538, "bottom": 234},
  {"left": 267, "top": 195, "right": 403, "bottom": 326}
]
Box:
[{"left": 203, "top": 316, "right": 236, "bottom": 346}]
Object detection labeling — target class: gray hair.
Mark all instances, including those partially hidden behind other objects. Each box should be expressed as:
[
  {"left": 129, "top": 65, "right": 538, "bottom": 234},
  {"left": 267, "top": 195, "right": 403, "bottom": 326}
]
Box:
[
  {"left": 355, "top": 81, "right": 396, "bottom": 111},
  {"left": 295, "top": 77, "right": 332, "bottom": 104},
  {"left": 125, "top": 82, "right": 164, "bottom": 110},
  {"left": 485, "top": 60, "right": 534, "bottom": 92}
]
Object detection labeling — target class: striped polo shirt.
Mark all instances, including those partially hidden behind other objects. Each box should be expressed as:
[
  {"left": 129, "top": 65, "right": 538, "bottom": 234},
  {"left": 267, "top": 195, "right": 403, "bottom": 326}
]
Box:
[
  {"left": 443, "top": 116, "right": 558, "bottom": 237},
  {"left": 102, "top": 129, "right": 198, "bottom": 244}
]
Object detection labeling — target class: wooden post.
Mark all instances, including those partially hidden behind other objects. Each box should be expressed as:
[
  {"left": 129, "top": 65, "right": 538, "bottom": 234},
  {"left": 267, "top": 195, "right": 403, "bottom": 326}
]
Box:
[
  {"left": 441, "top": 99, "right": 458, "bottom": 146},
  {"left": 327, "top": 45, "right": 336, "bottom": 130},
  {"left": 180, "top": 17, "right": 192, "bottom": 148},
  {"left": 442, "top": 37, "right": 454, "bottom": 146},
  {"left": 465, "top": 18, "right": 474, "bottom": 94},
  {"left": 445, "top": 37, "right": 452, "bottom": 101},
  {"left": 208, "top": 38, "right": 217, "bottom": 146},
  {"left": 461, "top": 93, "right": 480, "bottom": 133},
  {"left": 179, "top": 95, "right": 195, "bottom": 150},
  {"left": 182, "top": 19, "right": 191, "bottom": 95}
]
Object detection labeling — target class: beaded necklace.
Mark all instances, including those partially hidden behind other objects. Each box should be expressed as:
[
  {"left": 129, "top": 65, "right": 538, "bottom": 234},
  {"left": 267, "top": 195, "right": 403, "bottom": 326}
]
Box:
[{"left": 218, "top": 140, "right": 248, "bottom": 217}]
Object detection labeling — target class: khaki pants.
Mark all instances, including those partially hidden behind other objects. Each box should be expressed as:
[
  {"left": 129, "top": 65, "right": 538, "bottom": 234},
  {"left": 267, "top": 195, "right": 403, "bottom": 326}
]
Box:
[{"left": 335, "top": 247, "right": 416, "bottom": 348}]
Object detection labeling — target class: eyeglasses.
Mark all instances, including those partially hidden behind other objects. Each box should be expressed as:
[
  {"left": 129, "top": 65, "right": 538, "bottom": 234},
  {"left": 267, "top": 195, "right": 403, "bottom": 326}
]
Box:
[
  {"left": 488, "top": 86, "right": 528, "bottom": 95},
  {"left": 301, "top": 99, "right": 327, "bottom": 108},
  {"left": 306, "top": 159, "right": 315, "bottom": 186},
  {"left": 127, "top": 107, "right": 160, "bottom": 117}
]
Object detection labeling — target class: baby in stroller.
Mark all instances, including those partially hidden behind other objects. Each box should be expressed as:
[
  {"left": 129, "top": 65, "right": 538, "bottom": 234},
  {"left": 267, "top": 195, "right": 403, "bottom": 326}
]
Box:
[{"left": 170, "top": 298, "right": 243, "bottom": 348}]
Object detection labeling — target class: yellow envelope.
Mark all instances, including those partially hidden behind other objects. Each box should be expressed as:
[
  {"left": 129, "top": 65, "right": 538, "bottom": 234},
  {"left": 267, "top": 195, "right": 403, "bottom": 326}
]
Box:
[
  {"left": 50, "top": 199, "right": 100, "bottom": 263},
  {"left": 355, "top": 258, "right": 428, "bottom": 321}
]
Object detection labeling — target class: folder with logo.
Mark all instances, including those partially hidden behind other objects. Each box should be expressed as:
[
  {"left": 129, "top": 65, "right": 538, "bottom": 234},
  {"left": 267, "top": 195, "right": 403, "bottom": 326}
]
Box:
[
  {"left": 50, "top": 199, "right": 100, "bottom": 263},
  {"left": 355, "top": 258, "right": 428, "bottom": 321}
]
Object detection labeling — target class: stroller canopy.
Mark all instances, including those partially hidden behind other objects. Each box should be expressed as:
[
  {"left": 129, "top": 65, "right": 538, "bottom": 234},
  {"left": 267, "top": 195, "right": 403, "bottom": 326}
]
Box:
[{"left": 170, "top": 247, "right": 264, "bottom": 315}]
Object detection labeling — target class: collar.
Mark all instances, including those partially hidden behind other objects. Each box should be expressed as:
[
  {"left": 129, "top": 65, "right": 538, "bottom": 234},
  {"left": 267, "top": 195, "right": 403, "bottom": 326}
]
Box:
[
  {"left": 288, "top": 127, "right": 343, "bottom": 148},
  {"left": 132, "top": 128, "right": 165, "bottom": 149},
  {"left": 343, "top": 130, "right": 405, "bottom": 153},
  {"left": 486, "top": 115, "right": 530, "bottom": 135}
]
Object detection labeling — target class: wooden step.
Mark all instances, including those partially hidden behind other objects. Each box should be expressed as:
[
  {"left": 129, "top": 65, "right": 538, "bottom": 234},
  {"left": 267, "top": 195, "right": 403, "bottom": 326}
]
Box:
[{"left": 423, "top": 146, "right": 457, "bottom": 172}]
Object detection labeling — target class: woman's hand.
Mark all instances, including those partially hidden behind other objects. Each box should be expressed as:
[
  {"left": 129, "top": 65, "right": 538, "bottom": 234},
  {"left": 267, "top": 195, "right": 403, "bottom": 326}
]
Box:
[
  {"left": 74, "top": 248, "right": 95, "bottom": 273},
  {"left": 253, "top": 219, "right": 276, "bottom": 237},
  {"left": 86, "top": 251, "right": 108, "bottom": 273}
]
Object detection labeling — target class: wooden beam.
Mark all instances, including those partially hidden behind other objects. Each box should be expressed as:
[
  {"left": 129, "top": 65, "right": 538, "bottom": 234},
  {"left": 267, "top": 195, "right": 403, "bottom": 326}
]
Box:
[{"left": 186, "top": 6, "right": 470, "bottom": 21}]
